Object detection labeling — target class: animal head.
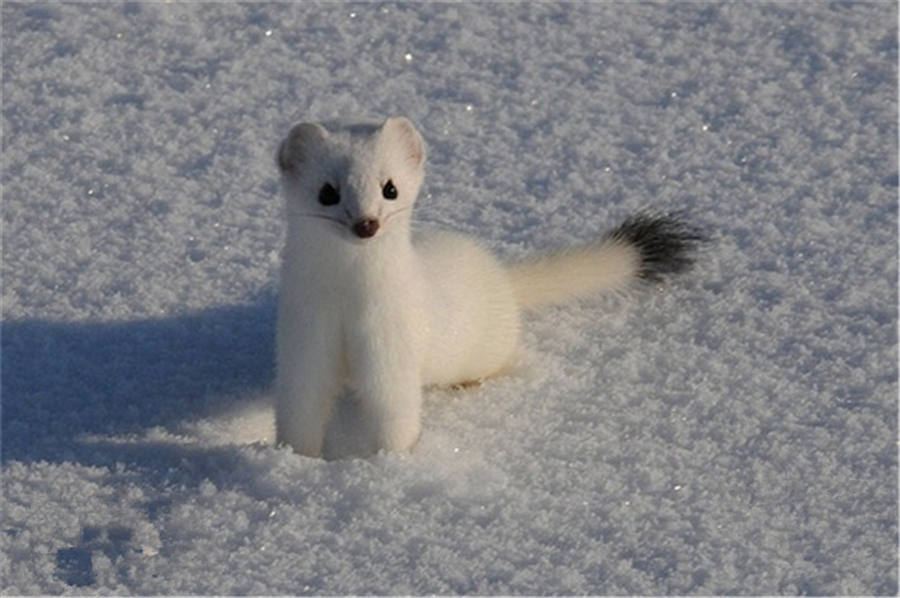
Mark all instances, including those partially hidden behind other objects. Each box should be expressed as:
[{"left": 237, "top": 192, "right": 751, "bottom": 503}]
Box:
[{"left": 277, "top": 117, "right": 426, "bottom": 241}]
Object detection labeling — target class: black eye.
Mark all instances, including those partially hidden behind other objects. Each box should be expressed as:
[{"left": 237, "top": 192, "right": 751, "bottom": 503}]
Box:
[
  {"left": 318, "top": 183, "right": 340, "bottom": 206},
  {"left": 382, "top": 180, "right": 398, "bottom": 200}
]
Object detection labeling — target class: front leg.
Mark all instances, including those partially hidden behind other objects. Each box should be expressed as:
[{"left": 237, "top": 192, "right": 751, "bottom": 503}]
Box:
[
  {"left": 346, "top": 316, "right": 424, "bottom": 454},
  {"left": 360, "top": 373, "right": 423, "bottom": 454},
  {"left": 275, "top": 316, "right": 343, "bottom": 458}
]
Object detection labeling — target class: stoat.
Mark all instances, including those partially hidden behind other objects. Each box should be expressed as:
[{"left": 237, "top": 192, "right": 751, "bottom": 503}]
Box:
[{"left": 274, "top": 117, "right": 703, "bottom": 458}]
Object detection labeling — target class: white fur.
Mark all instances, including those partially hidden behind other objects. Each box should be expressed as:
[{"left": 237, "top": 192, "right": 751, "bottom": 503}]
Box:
[{"left": 275, "top": 117, "right": 643, "bottom": 458}]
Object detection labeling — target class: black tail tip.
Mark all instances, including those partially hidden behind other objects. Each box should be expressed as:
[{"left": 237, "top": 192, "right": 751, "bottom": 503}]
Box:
[{"left": 610, "top": 212, "right": 707, "bottom": 282}]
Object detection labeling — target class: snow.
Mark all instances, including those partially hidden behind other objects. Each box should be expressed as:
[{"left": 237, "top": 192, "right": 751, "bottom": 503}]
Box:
[{"left": 1, "top": 2, "right": 897, "bottom": 595}]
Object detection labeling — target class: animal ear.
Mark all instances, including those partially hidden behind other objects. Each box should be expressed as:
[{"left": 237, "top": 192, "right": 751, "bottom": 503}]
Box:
[
  {"left": 381, "top": 117, "right": 426, "bottom": 169},
  {"left": 277, "top": 122, "right": 328, "bottom": 174}
]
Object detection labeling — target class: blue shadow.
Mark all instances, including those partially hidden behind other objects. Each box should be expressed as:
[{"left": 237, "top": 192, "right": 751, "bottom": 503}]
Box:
[{"left": 1, "top": 297, "right": 277, "bottom": 465}]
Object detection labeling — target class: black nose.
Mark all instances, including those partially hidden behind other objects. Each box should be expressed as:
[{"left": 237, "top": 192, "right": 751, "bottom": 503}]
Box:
[{"left": 352, "top": 218, "right": 380, "bottom": 239}]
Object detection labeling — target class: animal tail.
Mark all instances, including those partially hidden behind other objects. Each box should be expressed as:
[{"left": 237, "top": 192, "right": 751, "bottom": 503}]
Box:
[{"left": 506, "top": 213, "right": 705, "bottom": 311}]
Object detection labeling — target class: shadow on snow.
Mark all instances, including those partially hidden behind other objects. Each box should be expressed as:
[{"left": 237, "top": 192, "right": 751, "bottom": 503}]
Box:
[{"left": 1, "top": 297, "right": 277, "bottom": 467}]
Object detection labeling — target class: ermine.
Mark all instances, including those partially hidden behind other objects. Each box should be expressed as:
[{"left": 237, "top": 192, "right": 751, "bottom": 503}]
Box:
[{"left": 275, "top": 117, "right": 703, "bottom": 458}]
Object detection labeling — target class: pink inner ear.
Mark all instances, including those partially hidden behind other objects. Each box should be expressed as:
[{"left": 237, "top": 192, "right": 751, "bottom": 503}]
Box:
[
  {"left": 277, "top": 138, "right": 299, "bottom": 173},
  {"left": 279, "top": 123, "right": 328, "bottom": 173},
  {"left": 385, "top": 118, "right": 426, "bottom": 168}
]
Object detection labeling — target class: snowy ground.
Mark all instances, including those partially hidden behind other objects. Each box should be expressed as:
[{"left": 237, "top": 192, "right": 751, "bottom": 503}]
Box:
[{"left": 2, "top": 2, "right": 897, "bottom": 595}]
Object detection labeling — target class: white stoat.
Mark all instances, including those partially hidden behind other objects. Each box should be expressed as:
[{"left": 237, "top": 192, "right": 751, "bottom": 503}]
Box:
[{"left": 274, "top": 117, "right": 702, "bottom": 458}]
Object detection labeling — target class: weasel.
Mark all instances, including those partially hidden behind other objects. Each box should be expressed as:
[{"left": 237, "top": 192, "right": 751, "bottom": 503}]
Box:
[{"left": 274, "top": 117, "right": 703, "bottom": 458}]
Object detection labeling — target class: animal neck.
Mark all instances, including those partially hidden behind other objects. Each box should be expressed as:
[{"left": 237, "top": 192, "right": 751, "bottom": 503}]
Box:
[{"left": 288, "top": 216, "right": 416, "bottom": 276}]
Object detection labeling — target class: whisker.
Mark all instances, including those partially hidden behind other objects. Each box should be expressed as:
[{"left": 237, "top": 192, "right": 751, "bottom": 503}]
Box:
[
  {"left": 292, "top": 211, "right": 348, "bottom": 233},
  {"left": 384, "top": 204, "right": 414, "bottom": 225},
  {"left": 407, "top": 204, "right": 449, "bottom": 228},
  {"left": 414, "top": 212, "right": 456, "bottom": 230},
  {"left": 294, "top": 211, "right": 342, "bottom": 223}
]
